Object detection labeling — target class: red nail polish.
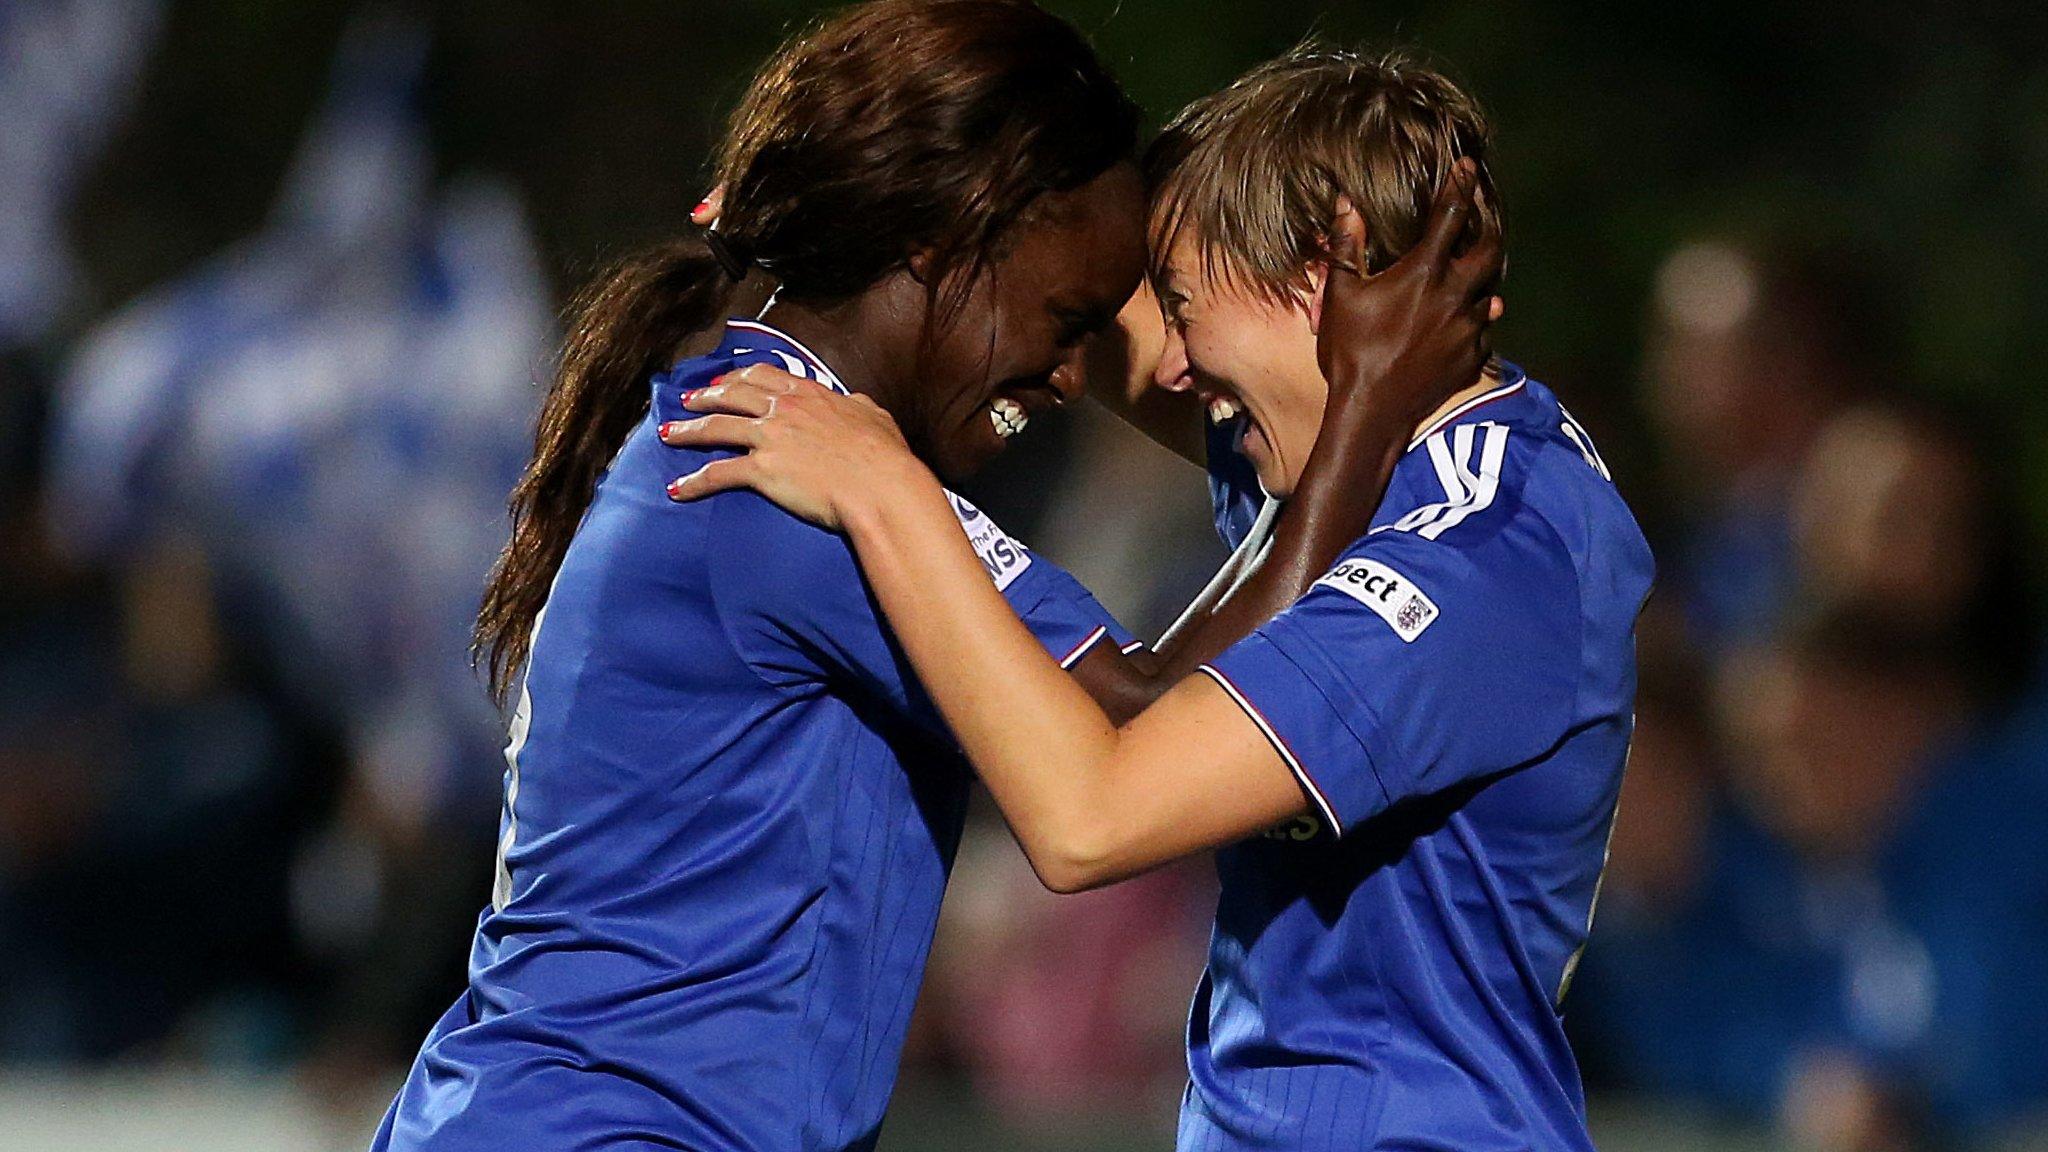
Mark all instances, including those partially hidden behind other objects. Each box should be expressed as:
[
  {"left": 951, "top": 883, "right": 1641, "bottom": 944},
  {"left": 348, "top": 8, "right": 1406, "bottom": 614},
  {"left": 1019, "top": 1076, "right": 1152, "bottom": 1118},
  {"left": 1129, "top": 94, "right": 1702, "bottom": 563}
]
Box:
[
  {"left": 659, "top": 421, "right": 678, "bottom": 438},
  {"left": 708, "top": 374, "right": 726, "bottom": 387},
  {"left": 666, "top": 476, "right": 687, "bottom": 497},
  {"left": 679, "top": 389, "right": 700, "bottom": 406},
  {"left": 692, "top": 200, "right": 710, "bottom": 218}
]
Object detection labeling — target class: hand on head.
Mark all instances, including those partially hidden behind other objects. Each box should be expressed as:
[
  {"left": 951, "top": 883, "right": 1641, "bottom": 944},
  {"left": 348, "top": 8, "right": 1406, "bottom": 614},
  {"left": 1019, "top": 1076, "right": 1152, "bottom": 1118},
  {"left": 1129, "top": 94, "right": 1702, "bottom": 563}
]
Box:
[{"left": 1313, "top": 157, "right": 1505, "bottom": 428}]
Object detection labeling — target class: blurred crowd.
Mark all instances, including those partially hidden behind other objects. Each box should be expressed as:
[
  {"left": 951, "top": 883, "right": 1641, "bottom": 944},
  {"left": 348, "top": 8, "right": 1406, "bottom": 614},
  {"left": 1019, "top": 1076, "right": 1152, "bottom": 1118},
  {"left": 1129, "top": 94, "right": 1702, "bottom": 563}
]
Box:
[
  {"left": 2, "top": 2, "right": 2045, "bottom": 1150},
  {"left": 1566, "top": 242, "right": 2048, "bottom": 1150}
]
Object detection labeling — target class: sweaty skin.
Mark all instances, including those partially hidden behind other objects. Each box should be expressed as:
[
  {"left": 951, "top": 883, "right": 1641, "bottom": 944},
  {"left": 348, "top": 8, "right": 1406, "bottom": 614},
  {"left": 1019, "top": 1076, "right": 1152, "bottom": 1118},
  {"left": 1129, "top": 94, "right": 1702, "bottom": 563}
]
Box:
[{"left": 661, "top": 164, "right": 1503, "bottom": 889}]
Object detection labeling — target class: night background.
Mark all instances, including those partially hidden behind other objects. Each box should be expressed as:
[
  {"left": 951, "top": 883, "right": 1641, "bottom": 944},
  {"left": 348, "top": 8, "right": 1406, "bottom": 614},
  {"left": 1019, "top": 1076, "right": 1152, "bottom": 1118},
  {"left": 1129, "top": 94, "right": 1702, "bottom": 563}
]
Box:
[{"left": 2, "top": 0, "right": 2045, "bottom": 1148}]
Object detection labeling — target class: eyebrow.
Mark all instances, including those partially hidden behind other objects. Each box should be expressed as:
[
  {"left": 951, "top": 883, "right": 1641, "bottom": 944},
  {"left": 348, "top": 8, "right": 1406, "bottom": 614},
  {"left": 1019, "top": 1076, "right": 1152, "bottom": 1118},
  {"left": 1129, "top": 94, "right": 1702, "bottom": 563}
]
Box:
[{"left": 1056, "top": 300, "right": 1118, "bottom": 332}]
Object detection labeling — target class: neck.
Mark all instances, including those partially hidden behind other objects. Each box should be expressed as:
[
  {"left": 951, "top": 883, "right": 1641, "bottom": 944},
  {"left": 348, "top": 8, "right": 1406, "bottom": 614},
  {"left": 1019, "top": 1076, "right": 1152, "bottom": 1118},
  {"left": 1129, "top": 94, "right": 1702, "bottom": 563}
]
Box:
[
  {"left": 754, "top": 287, "right": 920, "bottom": 406},
  {"left": 1409, "top": 363, "right": 1504, "bottom": 446}
]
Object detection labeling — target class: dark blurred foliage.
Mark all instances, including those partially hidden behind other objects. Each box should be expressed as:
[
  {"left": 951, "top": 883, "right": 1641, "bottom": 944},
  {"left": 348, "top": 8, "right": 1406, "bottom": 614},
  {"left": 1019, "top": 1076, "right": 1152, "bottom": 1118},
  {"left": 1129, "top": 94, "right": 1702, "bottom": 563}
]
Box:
[{"left": 68, "top": 0, "right": 2048, "bottom": 556}]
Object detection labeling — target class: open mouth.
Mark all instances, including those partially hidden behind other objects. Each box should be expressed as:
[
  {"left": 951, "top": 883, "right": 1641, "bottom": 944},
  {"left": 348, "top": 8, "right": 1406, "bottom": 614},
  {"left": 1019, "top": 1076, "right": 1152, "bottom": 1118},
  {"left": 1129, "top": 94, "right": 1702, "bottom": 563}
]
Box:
[
  {"left": 1199, "top": 385, "right": 1271, "bottom": 464},
  {"left": 1205, "top": 393, "right": 1244, "bottom": 426},
  {"left": 986, "top": 370, "right": 1064, "bottom": 443},
  {"left": 989, "top": 395, "right": 1031, "bottom": 440}
]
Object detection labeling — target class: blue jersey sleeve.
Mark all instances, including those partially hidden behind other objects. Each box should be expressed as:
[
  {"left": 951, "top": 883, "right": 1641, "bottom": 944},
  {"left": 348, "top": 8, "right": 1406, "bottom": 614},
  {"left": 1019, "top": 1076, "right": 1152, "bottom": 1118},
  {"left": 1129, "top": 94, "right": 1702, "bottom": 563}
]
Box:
[
  {"left": 708, "top": 487, "right": 1132, "bottom": 736},
  {"left": 1202, "top": 513, "right": 1581, "bottom": 837}
]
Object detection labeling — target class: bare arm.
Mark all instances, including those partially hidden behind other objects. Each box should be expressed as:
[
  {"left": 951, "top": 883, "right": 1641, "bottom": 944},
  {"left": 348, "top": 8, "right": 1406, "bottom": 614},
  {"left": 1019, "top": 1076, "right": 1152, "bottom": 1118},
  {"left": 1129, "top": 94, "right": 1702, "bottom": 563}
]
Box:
[{"left": 669, "top": 396, "right": 1304, "bottom": 891}]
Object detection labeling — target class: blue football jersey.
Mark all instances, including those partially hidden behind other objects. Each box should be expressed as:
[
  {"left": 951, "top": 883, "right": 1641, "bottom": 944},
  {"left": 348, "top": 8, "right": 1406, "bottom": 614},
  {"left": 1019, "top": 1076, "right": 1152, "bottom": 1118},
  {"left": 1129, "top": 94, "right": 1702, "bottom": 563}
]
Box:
[
  {"left": 373, "top": 319, "right": 1133, "bottom": 1152},
  {"left": 1181, "top": 366, "right": 1654, "bottom": 1151}
]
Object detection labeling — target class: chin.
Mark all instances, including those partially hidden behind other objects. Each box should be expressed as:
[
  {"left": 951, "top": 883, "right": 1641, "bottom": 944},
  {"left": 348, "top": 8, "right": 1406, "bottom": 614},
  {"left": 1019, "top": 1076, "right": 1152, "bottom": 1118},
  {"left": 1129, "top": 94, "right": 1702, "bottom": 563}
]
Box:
[
  {"left": 926, "top": 431, "right": 1003, "bottom": 486},
  {"left": 1245, "top": 451, "right": 1294, "bottom": 500}
]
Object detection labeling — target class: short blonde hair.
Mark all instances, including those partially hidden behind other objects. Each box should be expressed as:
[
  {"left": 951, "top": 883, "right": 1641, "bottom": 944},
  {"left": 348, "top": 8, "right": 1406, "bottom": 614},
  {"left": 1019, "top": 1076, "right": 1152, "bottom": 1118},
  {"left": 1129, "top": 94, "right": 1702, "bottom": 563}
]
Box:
[{"left": 1145, "top": 46, "right": 1500, "bottom": 301}]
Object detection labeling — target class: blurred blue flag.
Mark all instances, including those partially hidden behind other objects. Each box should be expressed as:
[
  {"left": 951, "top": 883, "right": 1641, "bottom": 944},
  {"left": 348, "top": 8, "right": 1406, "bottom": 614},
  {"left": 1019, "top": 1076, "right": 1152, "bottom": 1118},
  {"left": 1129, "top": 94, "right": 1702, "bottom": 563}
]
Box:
[{"left": 45, "top": 11, "right": 554, "bottom": 819}]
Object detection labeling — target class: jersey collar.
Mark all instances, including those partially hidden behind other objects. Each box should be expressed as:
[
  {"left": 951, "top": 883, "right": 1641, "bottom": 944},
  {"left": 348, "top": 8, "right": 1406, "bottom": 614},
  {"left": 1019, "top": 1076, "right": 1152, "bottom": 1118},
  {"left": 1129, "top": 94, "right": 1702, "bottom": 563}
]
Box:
[
  {"left": 718, "top": 318, "right": 849, "bottom": 394},
  {"left": 1406, "top": 360, "right": 1528, "bottom": 452}
]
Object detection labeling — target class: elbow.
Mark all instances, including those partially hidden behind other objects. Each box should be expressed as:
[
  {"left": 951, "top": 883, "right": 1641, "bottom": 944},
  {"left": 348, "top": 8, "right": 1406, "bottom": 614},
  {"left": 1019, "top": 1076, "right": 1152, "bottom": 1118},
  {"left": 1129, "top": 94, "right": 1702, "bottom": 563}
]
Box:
[
  {"left": 1024, "top": 825, "right": 1132, "bottom": 895},
  {"left": 1033, "top": 857, "right": 1108, "bottom": 896}
]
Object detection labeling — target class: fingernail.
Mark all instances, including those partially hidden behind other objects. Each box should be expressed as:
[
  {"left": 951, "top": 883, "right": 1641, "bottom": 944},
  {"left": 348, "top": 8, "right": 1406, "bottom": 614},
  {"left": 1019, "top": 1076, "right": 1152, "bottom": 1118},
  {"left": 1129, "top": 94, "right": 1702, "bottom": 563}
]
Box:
[
  {"left": 666, "top": 476, "right": 688, "bottom": 499},
  {"left": 659, "top": 421, "right": 679, "bottom": 439},
  {"left": 691, "top": 200, "right": 710, "bottom": 219},
  {"left": 708, "top": 374, "right": 726, "bottom": 387},
  {"left": 680, "top": 388, "right": 700, "bottom": 407}
]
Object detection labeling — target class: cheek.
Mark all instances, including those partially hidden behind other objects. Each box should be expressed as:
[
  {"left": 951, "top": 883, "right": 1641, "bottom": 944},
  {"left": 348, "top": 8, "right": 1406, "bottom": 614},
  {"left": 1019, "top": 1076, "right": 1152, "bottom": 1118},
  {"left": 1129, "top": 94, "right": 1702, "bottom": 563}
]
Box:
[
  {"left": 1179, "top": 327, "right": 1217, "bottom": 377},
  {"left": 1243, "top": 333, "right": 1325, "bottom": 450},
  {"left": 920, "top": 308, "right": 1005, "bottom": 422},
  {"left": 1185, "top": 319, "right": 1256, "bottom": 384}
]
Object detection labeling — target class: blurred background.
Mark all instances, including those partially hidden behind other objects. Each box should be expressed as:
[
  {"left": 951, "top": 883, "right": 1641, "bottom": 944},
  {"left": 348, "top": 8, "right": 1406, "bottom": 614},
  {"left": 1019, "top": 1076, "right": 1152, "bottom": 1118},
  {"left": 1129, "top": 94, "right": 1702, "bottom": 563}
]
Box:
[{"left": 3, "top": 0, "right": 2046, "bottom": 1149}]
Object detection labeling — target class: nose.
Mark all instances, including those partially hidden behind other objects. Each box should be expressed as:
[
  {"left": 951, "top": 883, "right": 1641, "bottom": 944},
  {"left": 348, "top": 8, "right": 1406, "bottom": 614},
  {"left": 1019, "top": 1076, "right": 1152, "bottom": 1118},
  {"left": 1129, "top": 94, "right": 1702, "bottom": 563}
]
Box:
[
  {"left": 1153, "top": 324, "right": 1193, "bottom": 392},
  {"left": 1049, "top": 351, "right": 1088, "bottom": 407}
]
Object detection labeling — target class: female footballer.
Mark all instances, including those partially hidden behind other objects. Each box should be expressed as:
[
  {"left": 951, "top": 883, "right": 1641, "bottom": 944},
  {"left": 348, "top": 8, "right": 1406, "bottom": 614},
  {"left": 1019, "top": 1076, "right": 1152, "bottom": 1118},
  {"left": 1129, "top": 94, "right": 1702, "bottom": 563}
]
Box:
[{"left": 664, "top": 49, "right": 1652, "bottom": 1152}]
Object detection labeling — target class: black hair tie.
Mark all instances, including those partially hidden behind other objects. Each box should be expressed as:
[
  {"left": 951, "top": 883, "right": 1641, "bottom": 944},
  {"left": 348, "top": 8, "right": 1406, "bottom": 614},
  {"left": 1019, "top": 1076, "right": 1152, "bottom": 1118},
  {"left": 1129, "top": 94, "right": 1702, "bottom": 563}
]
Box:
[{"left": 704, "top": 229, "right": 752, "bottom": 281}]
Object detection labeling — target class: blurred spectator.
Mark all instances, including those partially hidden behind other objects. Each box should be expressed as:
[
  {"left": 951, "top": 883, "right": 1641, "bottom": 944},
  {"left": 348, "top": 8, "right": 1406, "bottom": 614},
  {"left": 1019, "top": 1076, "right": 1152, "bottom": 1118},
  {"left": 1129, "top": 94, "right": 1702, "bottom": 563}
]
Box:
[
  {"left": 1644, "top": 241, "right": 1881, "bottom": 653},
  {"left": 38, "top": 10, "right": 551, "bottom": 1085},
  {"left": 0, "top": 533, "right": 311, "bottom": 1065},
  {"left": 1581, "top": 611, "right": 2048, "bottom": 1146},
  {"left": 1576, "top": 395, "right": 2048, "bottom": 1148},
  {"left": 1789, "top": 398, "right": 2040, "bottom": 700},
  {"left": 916, "top": 817, "right": 1212, "bottom": 1125}
]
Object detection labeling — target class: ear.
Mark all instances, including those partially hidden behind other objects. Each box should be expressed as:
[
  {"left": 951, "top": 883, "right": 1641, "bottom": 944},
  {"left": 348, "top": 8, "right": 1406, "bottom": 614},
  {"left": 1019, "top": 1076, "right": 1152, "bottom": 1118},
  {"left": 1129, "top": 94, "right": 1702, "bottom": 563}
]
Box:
[{"left": 1302, "top": 260, "right": 1331, "bottom": 336}]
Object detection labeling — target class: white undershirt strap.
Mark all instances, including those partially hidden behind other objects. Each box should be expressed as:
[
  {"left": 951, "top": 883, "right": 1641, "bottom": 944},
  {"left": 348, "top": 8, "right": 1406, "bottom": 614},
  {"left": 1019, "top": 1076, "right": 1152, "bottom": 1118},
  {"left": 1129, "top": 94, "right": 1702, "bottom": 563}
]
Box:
[{"left": 1158, "top": 496, "right": 1281, "bottom": 653}]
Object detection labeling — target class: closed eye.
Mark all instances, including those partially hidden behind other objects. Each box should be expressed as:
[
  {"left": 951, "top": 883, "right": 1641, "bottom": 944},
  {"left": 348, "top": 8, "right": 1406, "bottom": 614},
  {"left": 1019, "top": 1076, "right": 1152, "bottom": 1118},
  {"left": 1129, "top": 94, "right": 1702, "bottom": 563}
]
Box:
[
  {"left": 1155, "top": 288, "right": 1189, "bottom": 330},
  {"left": 1053, "top": 306, "right": 1113, "bottom": 349}
]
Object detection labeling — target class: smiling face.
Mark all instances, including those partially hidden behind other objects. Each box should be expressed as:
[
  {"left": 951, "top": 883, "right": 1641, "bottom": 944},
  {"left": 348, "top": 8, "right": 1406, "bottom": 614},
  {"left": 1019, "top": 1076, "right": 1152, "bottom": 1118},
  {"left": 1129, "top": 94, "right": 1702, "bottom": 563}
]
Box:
[
  {"left": 1151, "top": 226, "right": 1328, "bottom": 497},
  {"left": 902, "top": 163, "right": 1148, "bottom": 482}
]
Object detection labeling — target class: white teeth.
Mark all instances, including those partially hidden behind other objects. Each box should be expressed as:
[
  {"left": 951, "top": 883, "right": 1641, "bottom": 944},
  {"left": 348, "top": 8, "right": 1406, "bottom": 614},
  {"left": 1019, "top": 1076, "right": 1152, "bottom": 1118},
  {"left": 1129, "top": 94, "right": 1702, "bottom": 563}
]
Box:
[
  {"left": 1207, "top": 395, "right": 1243, "bottom": 425},
  {"left": 989, "top": 397, "right": 1029, "bottom": 439}
]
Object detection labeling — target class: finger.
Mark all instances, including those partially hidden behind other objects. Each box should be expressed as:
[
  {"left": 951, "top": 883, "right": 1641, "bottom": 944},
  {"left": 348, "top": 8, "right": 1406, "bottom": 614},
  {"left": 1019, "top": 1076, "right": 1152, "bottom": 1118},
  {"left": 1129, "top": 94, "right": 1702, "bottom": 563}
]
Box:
[
  {"left": 690, "top": 184, "right": 727, "bottom": 226},
  {"left": 1325, "top": 196, "right": 1367, "bottom": 280},
  {"left": 1413, "top": 157, "right": 1479, "bottom": 269},
  {"left": 666, "top": 455, "right": 757, "bottom": 503},
  {"left": 657, "top": 413, "right": 765, "bottom": 451},
  {"left": 681, "top": 380, "right": 773, "bottom": 417},
  {"left": 1488, "top": 295, "right": 1505, "bottom": 323},
  {"left": 723, "top": 362, "right": 809, "bottom": 393},
  {"left": 1450, "top": 198, "right": 1505, "bottom": 304},
  {"left": 683, "top": 367, "right": 803, "bottom": 416}
]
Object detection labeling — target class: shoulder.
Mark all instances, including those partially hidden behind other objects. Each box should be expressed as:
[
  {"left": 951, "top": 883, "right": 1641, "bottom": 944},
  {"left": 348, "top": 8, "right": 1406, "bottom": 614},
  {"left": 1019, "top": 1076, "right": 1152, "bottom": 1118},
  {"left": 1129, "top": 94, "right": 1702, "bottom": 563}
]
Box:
[
  {"left": 707, "top": 485, "right": 864, "bottom": 604},
  {"left": 1384, "top": 372, "right": 1650, "bottom": 598},
  {"left": 706, "top": 481, "right": 1044, "bottom": 626}
]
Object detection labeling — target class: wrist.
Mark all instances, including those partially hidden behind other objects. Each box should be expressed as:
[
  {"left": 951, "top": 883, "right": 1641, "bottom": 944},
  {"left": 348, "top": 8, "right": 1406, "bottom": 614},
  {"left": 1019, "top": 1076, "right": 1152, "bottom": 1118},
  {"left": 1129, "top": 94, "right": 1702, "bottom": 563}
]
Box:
[
  {"left": 1310, "top": 386, "right": 1409, "bottom": 473},
  {"left": 1321, "top": 363, "right": 1411, "bottom": 429},
  {"left": 840, "top": 454, "right": 946, "bottom": 541},
  {"left": 1286, "top": 393, "right": 1408, "bottom": 524}
]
